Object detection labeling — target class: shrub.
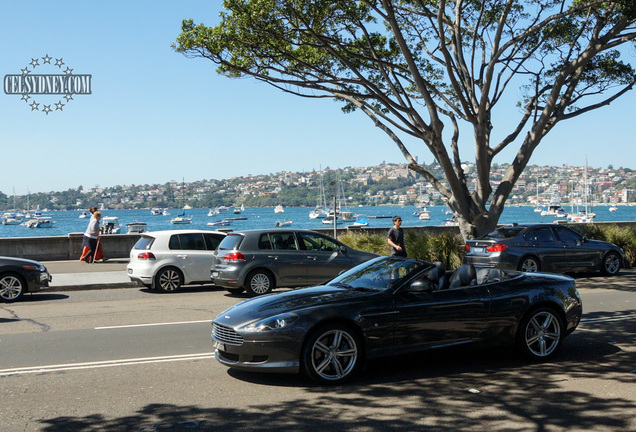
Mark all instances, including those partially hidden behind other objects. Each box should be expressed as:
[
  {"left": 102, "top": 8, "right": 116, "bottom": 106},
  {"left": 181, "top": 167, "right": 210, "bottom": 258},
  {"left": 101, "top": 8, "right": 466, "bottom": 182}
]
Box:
[{"left": 339, "top": 229, "right": 464, "bottom": 269}]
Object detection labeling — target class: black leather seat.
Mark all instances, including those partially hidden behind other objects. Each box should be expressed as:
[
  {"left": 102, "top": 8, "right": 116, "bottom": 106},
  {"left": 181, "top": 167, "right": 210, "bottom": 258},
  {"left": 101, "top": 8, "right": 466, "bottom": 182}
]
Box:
[
  {"left": 427, "top": 261, "right": 447, "bottom": 291},
  {"left": 448, "top": 264, "right": 477, "bottom": 289}
]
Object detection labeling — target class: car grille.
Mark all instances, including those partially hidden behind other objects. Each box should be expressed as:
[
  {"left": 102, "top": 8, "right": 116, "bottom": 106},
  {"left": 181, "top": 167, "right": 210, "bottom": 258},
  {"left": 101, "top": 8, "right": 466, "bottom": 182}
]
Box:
[{"left": 213, "top": 322, "right": 243, "bottom": 346}]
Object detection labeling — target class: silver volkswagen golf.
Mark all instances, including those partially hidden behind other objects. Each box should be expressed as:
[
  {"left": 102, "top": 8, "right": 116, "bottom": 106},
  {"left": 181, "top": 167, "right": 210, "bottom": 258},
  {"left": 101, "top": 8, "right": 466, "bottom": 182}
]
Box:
[{"left": 210, "top": 229, "right": 378, "bottom": 296}]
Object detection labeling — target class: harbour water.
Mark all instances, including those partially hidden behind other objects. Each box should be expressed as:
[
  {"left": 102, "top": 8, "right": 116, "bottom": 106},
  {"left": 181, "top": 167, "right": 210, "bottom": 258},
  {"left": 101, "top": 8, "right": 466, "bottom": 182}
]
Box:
[{"left": 1, "top": 205, "right": 635, "bottom": 238}]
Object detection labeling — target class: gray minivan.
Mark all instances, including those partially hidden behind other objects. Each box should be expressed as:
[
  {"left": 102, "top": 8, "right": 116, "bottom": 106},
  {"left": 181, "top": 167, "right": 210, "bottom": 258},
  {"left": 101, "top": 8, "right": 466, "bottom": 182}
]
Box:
[{"left": 210, "top": 229, "right": 378, "bottom": 296}]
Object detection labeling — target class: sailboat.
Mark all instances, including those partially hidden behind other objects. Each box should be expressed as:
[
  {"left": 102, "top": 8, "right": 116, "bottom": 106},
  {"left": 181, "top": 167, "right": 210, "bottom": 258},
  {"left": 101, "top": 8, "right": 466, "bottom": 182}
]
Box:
[
  {"left": 413, "top": 184, "right": 430, "bottom": 220},
  {"left": 570, "top": 157, "right": 594, "bottom": 223},
  {"left": 309, "top": 171, "right": 329, "bottom": 219},
  {"left": 534, "top": 179, "right": 543, "bottom": 212},
  {"left": 171, "top": 179, "right": 192, "bottom": 224},
  {"left": 171, "top": 209, "right": 192, "bottom": 224}
]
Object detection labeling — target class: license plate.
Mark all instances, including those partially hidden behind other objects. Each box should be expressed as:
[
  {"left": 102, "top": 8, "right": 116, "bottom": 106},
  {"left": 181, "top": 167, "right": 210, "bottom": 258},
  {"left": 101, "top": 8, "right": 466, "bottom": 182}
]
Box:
[
  {"left": 212, "top": 271, "right": 220, "bottom": 278},
  {"left": 471, "top": 247, "right": 485, "bottom": 253},
  {"left": 213, "top": 341, "right": 225, "bottom": 351}
]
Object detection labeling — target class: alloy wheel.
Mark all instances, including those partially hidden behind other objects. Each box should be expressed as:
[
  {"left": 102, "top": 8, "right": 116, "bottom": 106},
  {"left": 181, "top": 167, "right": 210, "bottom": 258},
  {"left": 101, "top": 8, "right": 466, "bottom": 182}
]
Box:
[
  {"left": 308, "top": 328, "right": 359, "bottom": 382},
  {"left": 157, "top": 269, "right": 181, "bottom": 292},
  {"left": 0, "top": 275, "right": 24, "bottom": 302},
  {"left": 522, "top": 310, "right": 562, "bottom": 358}
]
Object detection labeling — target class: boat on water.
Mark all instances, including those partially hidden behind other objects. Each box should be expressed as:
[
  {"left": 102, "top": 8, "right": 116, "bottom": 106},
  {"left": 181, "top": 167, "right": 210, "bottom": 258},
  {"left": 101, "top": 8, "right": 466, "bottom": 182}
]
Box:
[
  {"left": 79, "top": 211, "right": 89, "bottom": 218},
  {"left": 541, "top": 203, "right": 567, "bottom": 217},
  {"left": 351, "top": 215, "right": 369, "bottom": 227},
  {"left": 274, "top": 205, "right": 285, "bottom": 214},
  {"left": 2, "top": 213, "right": 22, "bottom": 225},
  {"left": 322, "top": 215, "right": 339, "bottom": 225},
  {"left": 171, "top": 209, "right": 192, "bottom": 224},
  {"left": 101, "top": 216, "right": 122, "bottom": 234},
  {"left": 171, "top": 215, "right": 192, "bottom": 224},
  {"left": 27, "top": 217, "right": 54, "bottom": 228},
  {"left": 609, "top": 205, "right": 618, "bottom": 212},
  {"left": 416, "top": 207, "right": 431, "bottom": 220},
  {"left": 207, "top": 219, "right": 231, "bottom": 227},
  {"left": 275, "top": 219, "right": 293, "bottom": 227},
  {"left": 162, "top": 209, "right": 170, "bottom": 216},
  {"left": 309, "top": 206, "right": 329, "bottom": 219},
  {"left": 151, "top": 208, "right": 162, "bottom": 215},
  {"left": 127, "top": 221, "right": 148, "bottom": 233}
]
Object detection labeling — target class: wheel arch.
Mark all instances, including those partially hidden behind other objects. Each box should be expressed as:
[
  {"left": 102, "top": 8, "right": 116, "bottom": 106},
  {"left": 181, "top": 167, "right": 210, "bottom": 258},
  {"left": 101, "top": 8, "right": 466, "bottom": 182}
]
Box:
[
  {"left": 517, "top": 254, "right": 541, "bottom": 271},
  {"left": 241, "top": 267, "right": 277, "bottom": 288},
  {"left": 0, "top": 271, "right": 28, "bottom": 300},
  {"left": 514, "top": 301, "right": 567, "bottom": 342},
  {"left": 152, "top": 265, "right": 184, "bottom": 289},
  {"left": 300, "top": 317, "right": 368, "bottom": 362}
]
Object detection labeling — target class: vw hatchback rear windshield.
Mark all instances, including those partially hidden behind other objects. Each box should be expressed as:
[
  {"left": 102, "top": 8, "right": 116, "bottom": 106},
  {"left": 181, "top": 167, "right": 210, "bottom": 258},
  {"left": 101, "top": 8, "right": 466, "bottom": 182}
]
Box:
[
  {"left": 133, "top": 237, "right": 154, "bottom": 250},
  {"left": 218, "top": 234, "right": 244, "bottom": 250}
]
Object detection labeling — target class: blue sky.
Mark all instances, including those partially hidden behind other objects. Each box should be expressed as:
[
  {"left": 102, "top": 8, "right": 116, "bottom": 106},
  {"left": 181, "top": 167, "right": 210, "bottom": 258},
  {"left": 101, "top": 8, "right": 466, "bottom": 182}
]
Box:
[{"left": 1, "top": 1, "right": 635, "bottom": 194}]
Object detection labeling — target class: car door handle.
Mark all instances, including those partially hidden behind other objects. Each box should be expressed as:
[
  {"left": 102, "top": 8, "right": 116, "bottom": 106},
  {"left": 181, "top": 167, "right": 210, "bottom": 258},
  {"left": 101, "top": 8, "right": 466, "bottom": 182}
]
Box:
[
  {"left": 177, "top": 255, "right": 188, "bottom": 259},
  {"left": 267, "top": 255, "right": 278, "bottom": 260},
  {"left": 306, "top": 256, "right": 318, "bottom": 260}
]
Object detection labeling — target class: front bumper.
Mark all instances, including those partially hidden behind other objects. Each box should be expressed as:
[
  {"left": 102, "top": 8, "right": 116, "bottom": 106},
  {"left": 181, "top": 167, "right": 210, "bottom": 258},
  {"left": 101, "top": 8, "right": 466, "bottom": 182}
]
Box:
[
  {"left": 211, "top": 323, "right": 302, "bottom": 374},
  {"left": 27, "top": 270, "right": 52, "bottom": 292}
]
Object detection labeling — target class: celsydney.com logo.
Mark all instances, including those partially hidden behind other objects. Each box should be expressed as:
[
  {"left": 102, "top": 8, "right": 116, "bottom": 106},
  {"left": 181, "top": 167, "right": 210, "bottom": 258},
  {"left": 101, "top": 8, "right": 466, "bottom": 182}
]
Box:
[{"left": 4, "top": 54, "right": 92, "bottom": 115}]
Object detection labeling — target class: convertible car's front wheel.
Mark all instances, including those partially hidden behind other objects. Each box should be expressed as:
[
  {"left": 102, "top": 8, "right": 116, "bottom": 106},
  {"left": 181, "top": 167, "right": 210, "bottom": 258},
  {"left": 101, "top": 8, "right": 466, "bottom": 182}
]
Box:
[
  {"left": 517, "top": 307, "right": 563, "bottom": 360},
  {"left": 301, "top": 324, "right": 362, "bottom": 384}
]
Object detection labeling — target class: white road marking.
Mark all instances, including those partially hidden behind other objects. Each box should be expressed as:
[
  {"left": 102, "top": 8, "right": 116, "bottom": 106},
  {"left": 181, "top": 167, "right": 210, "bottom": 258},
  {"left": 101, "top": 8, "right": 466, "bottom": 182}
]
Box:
[
  {"left": 0, "top": 352, "right": 215, "bottom": 376},
  {"left": 94, "top": 320, "right": 211, "bottom": 330},
  {"left": 580, "top": 314, "right": 636, "bottom": 324}
]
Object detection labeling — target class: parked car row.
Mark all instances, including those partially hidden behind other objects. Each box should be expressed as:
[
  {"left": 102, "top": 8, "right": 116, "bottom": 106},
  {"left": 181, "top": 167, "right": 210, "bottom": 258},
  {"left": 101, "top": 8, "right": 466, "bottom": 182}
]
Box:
[
  {"left": 2, "top": 223, "right": 625, "bottom": 304},
  {"left": 126, "top": 229, "right": 377, "bottom": 296}
]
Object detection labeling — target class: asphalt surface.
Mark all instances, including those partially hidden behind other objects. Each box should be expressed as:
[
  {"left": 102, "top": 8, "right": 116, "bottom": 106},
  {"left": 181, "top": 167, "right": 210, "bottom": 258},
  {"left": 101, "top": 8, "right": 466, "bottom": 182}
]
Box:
[{"left": 43, "top": 258, "right": 139, "bottom": 291}]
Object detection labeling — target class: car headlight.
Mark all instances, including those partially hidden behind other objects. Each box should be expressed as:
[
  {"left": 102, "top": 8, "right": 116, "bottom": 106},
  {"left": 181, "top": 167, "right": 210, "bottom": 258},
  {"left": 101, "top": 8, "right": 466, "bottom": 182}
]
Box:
[{"left": 240, "top": 313, "right": 299, "bottom": 332}]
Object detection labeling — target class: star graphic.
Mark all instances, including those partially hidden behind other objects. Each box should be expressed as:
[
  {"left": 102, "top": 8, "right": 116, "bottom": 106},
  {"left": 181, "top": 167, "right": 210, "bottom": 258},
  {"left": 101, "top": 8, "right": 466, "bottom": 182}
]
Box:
[
  {"left": 30, "top": 58, "right": 40, "bottom": 67},
  {"left": 55, "top": 101, "right": 65, "bottom": 111},
  {"left": 30, "top": 101, "right": 40, "bottom": 111},
  {"left": 55, "top": 58, "right": 64, "bottom": 68},
  {"left": 21, "top": 94, "right": 31, "bottom": 102},
  {"left": 64, "top": 93, "right": 74, "bottom": 102},
  {"left": 42, "top": 54, "right": 52, "bottom": 64},
  {"left": 64, "top": 66, "right": 74, "bottom": 75},
  {"left": 21, "top": 67, "right": 31, "bottom": 75},
  {"left": 43, "top": 105, "right": 52, "bottom": 115}
]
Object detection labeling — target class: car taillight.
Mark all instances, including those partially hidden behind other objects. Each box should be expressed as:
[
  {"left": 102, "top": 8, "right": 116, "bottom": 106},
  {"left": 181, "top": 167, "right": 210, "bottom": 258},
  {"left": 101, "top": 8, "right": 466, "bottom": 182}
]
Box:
[
  {"left": 486, "top": 244, "right": 506, "bottom": 252},
  {"left": 223, "top": 252, "right": 246, "bottom": 262},
  {"left": 464, "top": 245, "right": 470, "bottom": 252},
  {"left": 137, "top": 252, "right": 156, "bottom": 260}
]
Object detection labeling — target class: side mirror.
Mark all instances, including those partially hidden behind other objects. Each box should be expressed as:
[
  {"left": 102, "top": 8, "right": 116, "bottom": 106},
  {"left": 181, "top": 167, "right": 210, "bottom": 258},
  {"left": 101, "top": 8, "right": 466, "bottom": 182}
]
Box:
[
  {"left": 409, "top": 279, "right": 433, "bottom": 293},
  {"left": 582, "top": 236, "right": 589, "bottom": 243},
  {"left": 339, "top": 245, "right": 347, "bottom": 254}
]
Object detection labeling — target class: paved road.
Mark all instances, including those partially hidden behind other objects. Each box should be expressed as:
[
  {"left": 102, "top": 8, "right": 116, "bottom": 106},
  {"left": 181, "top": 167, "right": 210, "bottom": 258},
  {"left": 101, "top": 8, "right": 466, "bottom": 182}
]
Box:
[{"left": 1, "top": 271, "right": 634, "bottom": 432}]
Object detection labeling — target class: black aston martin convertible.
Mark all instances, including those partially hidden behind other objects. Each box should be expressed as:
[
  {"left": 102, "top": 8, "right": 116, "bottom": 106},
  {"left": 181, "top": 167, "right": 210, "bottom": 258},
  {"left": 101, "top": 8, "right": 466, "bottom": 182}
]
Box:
[{"left": 211, "top": 256, "right": 582, "bottom": 384}]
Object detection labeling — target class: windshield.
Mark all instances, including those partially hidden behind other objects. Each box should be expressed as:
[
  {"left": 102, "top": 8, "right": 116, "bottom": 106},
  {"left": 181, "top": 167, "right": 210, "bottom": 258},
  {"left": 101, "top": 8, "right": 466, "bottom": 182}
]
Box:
[
  {"left": 218, "top": 233, "right": 244, "bottom": 250},
  {"left": 328, "top": 256, "right": 430, "bottom": 291},
  {"left": 481, "top": 226, "right": 524, "bottom": 240}
]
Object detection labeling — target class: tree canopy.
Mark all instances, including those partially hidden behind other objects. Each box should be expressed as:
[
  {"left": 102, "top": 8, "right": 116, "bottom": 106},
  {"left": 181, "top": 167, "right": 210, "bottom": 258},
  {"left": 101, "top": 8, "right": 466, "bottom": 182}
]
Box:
[{"left": 174, "top": 0, "right": 636, "bottom": 239}]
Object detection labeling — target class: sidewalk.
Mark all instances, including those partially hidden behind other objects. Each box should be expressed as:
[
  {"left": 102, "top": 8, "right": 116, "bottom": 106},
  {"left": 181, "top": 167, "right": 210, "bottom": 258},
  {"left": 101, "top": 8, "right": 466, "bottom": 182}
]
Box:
[{"left": 43, "top": 258, "right": 140, "bottom": 291}]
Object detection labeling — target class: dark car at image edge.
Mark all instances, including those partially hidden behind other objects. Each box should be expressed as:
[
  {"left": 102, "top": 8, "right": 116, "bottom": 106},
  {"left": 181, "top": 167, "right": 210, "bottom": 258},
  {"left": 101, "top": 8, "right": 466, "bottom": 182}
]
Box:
[
  {"left": 463, "top": 223, "right": 625, "bottom": 275},
  {"left": 0, "top": 256, "right": 52, "bottom": 302}
]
